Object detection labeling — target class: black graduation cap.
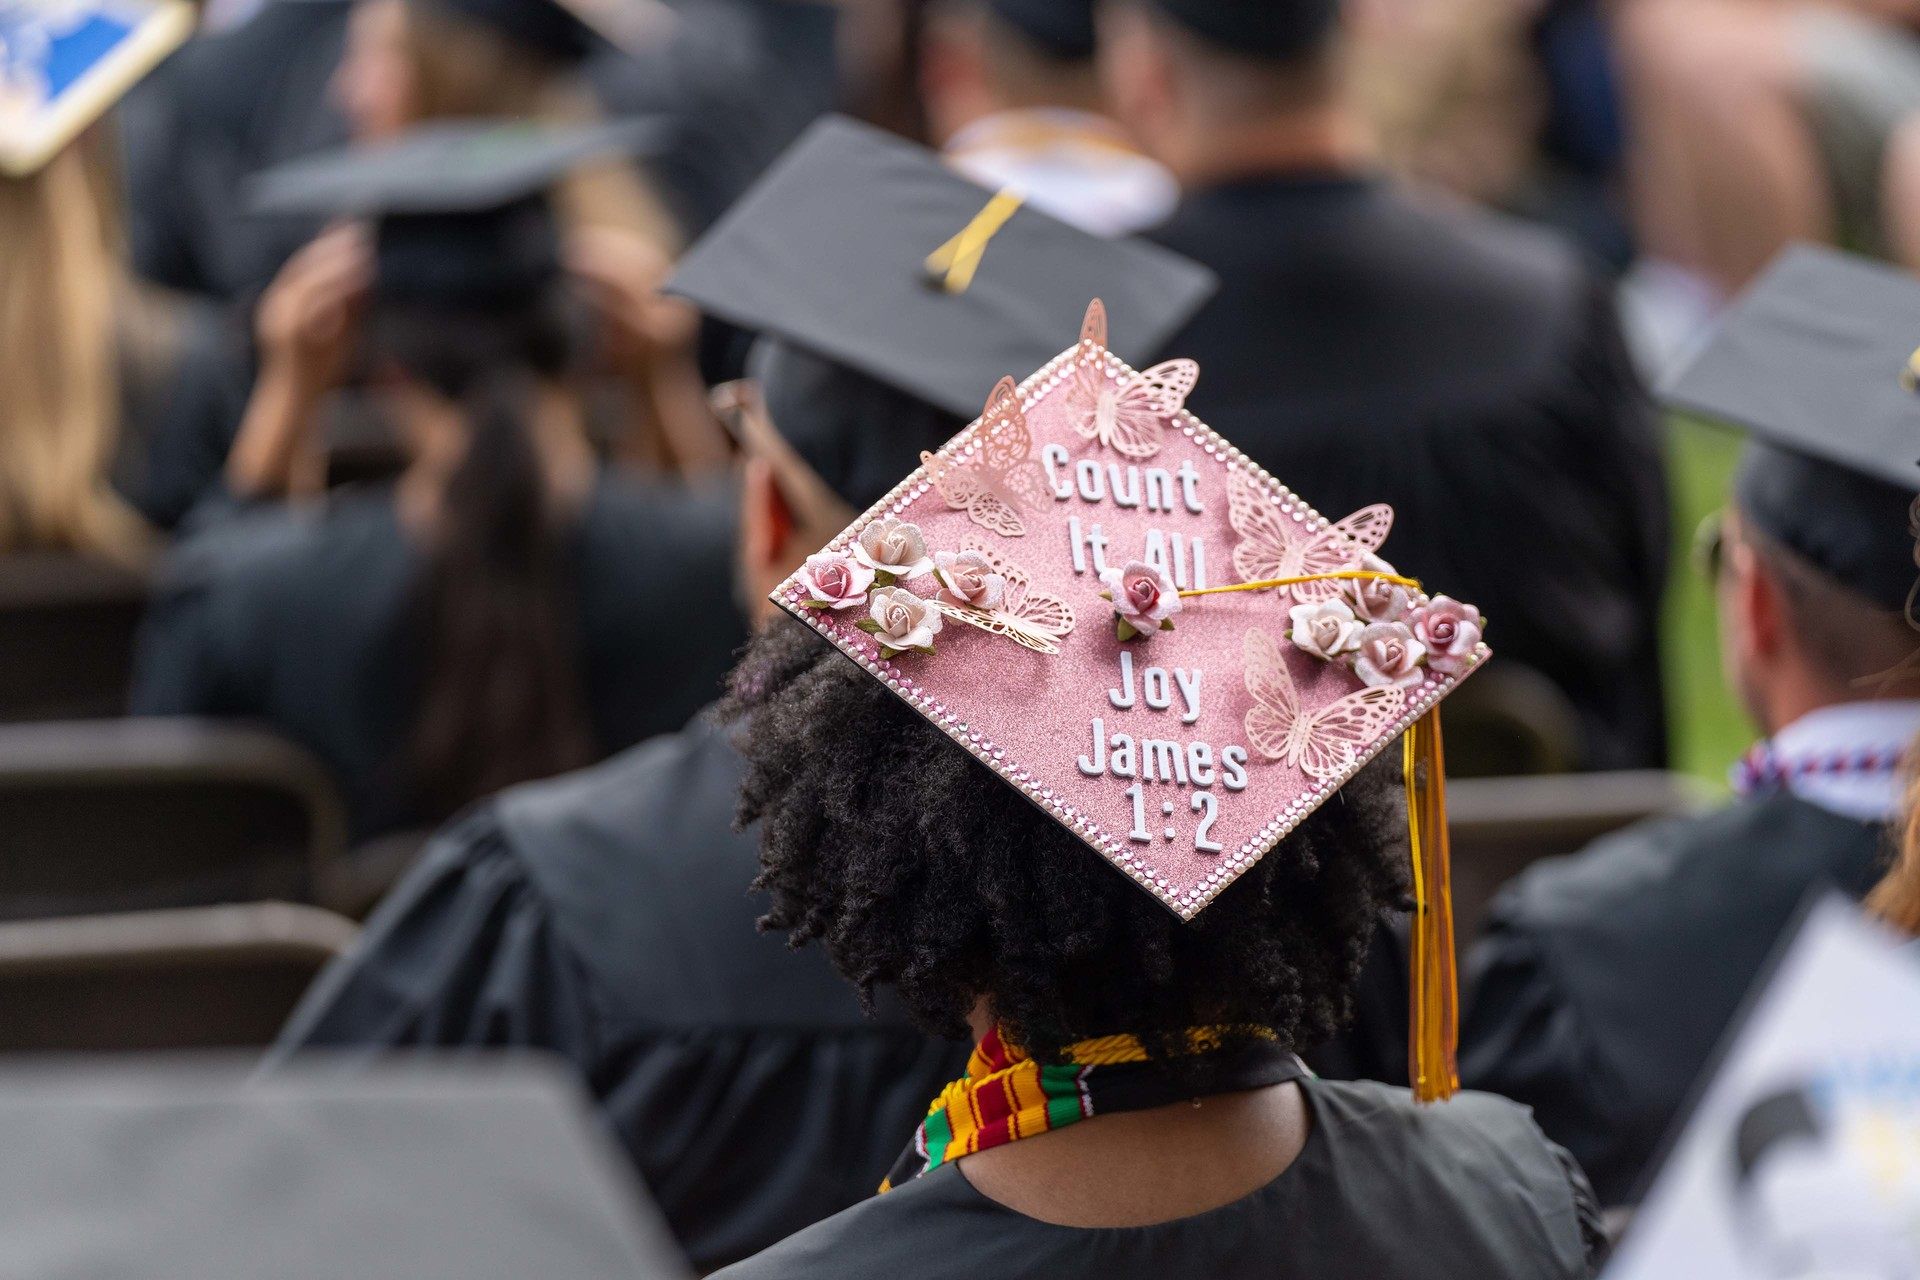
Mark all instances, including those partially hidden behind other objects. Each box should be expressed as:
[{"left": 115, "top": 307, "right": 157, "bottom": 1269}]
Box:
[
  {"left": 987, "top": 0, "right": 1097, "bottom": 60},
  {"left": 250, "top": 119, "right": 667, "bottom": 308},
  {"left": 663, "top": 114, "right": 1218, "bottom": 423},
  {"left": 0, "top": 1058, "right": 691, "bottom": 1279},
  {"left": 1147, "top": 0, "right": 1341, "bottom": 59},
  {"left": 1661, "top": 243, "right": 1920, "bottom": 609},
  {"left": 429, "top": 0, "right": 672, "bottom": 60}
]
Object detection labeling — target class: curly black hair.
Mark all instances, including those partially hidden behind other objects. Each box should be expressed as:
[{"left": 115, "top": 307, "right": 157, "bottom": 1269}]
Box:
[{"left": 721, "top": 617, "right": 1409, "bottom": 1064}]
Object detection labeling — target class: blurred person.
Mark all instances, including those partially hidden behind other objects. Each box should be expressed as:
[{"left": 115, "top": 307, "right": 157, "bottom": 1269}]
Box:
[
  {"left": 1615, "top": 0, "right": 1920, "bottom": 296},
  {"left": 1461, "top": 245, "right": 1920, "bottom": 1206},
  {"left": 919, "top": 0, "right": 1176, "bottom": 235},
  {"left": 1100, "top": 0, "right": 1672, "bottom": 773},
  {"left": 129, "top": 126, "right": 743, "bottom": 838}
]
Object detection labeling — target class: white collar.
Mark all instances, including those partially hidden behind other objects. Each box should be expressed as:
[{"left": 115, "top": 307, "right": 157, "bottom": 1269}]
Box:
[{"left": 1764, "top": 700, "right": 1920, "bottom": 822}]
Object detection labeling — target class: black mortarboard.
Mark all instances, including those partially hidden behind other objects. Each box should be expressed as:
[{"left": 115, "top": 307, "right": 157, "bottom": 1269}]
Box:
[
  {"left": 250, "top": 119, "right": 666, "bottom": 308},
  {"left": 0, "top": 1059, "right": 690, "bottom": 1278},
  {"left": 421, "top": 0, "right": 670, "bottom": 61},
  {"left": 987, "top": 0, "right": 1097, "bottom": 60},
  {"left": 1148, "top": 0, "right": 1341, "bottom": 60},
  {"left": 664, "top": 114, "right": 1217, "bottom": 422},
  {"left": 1661, "top": 243, "right": 1920, "bottom": 610}
]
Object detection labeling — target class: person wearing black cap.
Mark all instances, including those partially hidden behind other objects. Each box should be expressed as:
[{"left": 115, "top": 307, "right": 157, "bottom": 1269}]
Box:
[
  {"left": 1459, "top": 244, "right": 1920, "bottom": 1208},
  {"left": 919, "top": 0, "right": 1176, "bottom": 237},
  {"left": 130, "top": 124, "right": 744, "bottom": 839},
  {"left": 268, "top": 384, "right": 968, "bottom": 1273},
  {"left": 1096, "top": 0, "right": 1672, "bottom": 772}
]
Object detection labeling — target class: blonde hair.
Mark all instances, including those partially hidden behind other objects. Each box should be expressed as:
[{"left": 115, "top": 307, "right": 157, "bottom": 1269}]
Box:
[
  {"left": 1868, "top": 739, "right": 1920, "bottom": 934},
  {"left": 0, "top": 133, "right": 147, "bottom": 560},
  {"left": 400, "top": 0, "right": 681, "bottom": 251}
]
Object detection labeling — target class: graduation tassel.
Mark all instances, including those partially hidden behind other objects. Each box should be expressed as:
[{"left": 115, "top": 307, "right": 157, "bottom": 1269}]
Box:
[{"left": 1403, "top": 707, "right": 1460, "bottom": 1103}]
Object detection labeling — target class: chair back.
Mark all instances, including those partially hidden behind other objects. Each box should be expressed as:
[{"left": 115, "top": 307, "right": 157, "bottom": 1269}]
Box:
[
  {"left": 0, "top": 719, "right": 349, "bottom": 920},
  {"left": 0, "top": 554, "right": 149, "bottom": 722},
  {"left": 0, "top": 902, "right": 356, "bottom": 1051}
]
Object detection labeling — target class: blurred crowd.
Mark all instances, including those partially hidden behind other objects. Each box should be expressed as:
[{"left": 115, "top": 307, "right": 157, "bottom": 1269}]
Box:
[{"left": 5, "top": 0, "right": 1920, "bottom": 1275}]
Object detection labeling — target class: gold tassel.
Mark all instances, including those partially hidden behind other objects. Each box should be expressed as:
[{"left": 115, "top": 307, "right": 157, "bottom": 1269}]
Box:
[
  {"left": 924, "top": 190, "right": 1025, "bottom": 294},
  {"left": 1403, "top": 707, "right": 1460, "bottom": 1103}
]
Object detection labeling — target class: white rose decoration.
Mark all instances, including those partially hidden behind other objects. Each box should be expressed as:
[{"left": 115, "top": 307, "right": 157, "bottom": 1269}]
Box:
[
  {"left": 853, "top": 518, "right": 935, "bottom": 581},
  {"left": 1287, "top": 599, "right": 1364, "bottom": 661},
  {"left": 862, "top": 586, "right": 944, "bottom": 655}
]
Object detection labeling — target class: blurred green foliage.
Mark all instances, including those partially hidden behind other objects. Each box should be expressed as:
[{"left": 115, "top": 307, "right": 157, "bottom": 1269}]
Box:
[{"left": 1662, "top": 414, "right": 1752, "bottom": 789}]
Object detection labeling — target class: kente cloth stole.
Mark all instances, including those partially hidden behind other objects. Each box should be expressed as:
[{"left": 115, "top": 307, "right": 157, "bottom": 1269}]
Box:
[{"left": 879, "top": 1026, "right": 1306, "bottom": 1192}]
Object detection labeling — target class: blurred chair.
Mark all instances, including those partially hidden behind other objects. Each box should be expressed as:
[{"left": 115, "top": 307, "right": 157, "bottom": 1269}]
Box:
[
  {"left": 0, "top": 719, "right": 349, "bottom": 921},
  {"left": 1449, "top": 769, "right": 1713, "bottom": 940},
  {"left": 0, "top": 553, "right": 149, "bottom": 723},
  {"left": 0, "top": 901, "right": 356, "bottom": 1051},
  {"left": 1440, "top": 662, "right": 1585, "bottom": 777}
]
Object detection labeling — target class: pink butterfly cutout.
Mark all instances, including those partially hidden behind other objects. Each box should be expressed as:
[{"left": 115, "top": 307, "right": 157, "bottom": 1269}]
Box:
[
  {"left": 933, "top": 542, "right": 1076, "bottom": 655},
  {"left": 921, "top": 376, "right": 1044, "bottom": 538},
  {"left": 1068, "top": 299, "right": 1199, "bottom": 460},
  {"left": 1243, "top": 629, "right": 1405, "bottom": 781},
  {"left": 1227, "top": 467, "right": 1393, "bottom": 604}
]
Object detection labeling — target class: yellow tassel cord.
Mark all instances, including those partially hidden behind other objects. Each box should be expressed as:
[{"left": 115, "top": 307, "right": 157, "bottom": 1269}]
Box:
[
  {"left": 1178, "top": 568, "right": 1461, "bottom": 1103},
  {"left": 924, "top": 190, "right": 1025, "bottom": 294},
  {"left": 1403, "top": 709, "right": 1460, "bottom": 1102}
]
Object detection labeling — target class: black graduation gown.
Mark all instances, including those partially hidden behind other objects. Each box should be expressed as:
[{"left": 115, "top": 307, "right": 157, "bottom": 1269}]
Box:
[
  {"left": 1459, "top": 789, "right": 1888, "bottom": 1206},
  {"left": 271, "top": 714, "right": 967, "bottom": 1272},
  {"left": 128, "top": 477, "right": 746, "bottom": 837},
  {"left": 113, "top": 298, "right": 254, "bottom": 530},
  {"left": 713, "top": 1077, "right": 1603, "bottom": 1280},
  {"left": 1146, "top": 174, "right": 1669, "bottom": 771},
  {"left": 120, "top": 0, "right": 350, "bottom": 301}
]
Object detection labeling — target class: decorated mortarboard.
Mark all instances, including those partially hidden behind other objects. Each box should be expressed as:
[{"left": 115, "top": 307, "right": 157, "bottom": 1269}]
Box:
[
  {"left": 0, "top": 0, "right": 194, "bottom": 177},
  {"left": 250, "top": 118, "right": 668, "bottom": 307},
  {"left": 664, "top": 114, "right": 1218, "bottom": 422},
  {"left": 1663, "top": 243, "right": 1920, "bottom": 610},
  {"left": 428, "top": 0, "right": 673, "bottom": 60},
  {"left": 773, "top": 299, "right": 1490, "bottom": 1100}
]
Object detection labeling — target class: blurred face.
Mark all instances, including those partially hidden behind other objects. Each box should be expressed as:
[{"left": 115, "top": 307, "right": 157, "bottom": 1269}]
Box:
[
  {"left": 1096, "top": 2, "right": 1177, "bottom": 159},
  {"left": 333, "top": 0, "right": 418, "bottom": 142}
]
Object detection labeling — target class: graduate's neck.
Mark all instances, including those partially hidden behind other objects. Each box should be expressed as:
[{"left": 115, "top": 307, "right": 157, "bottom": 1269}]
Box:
[{"left": 1158, "top": 105, "right": 1373, "bottom": 190}]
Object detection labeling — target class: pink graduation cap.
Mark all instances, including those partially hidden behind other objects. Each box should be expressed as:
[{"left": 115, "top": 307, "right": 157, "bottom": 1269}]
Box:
[{"left": 774, "top": 301, "right": 1490, "bottom": 1100}]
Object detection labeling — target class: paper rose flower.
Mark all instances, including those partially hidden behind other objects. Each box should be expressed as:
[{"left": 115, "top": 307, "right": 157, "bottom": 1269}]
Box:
[
  {"left": 1100, "top": 560, "right": 1181, "bottom": 641},
  {"left": 858, "top": 585, "right": 944, "bottom": 657},
  {"left": 853, "top": 518, "right": 935, "bottom": 583},
  {"left": 795, "top": 551, "right": 876, "bottom": 610},
  {"left": 1353, "top": 622, "right": 1428, "bottom": 689},
  {"left": 933, "top": 550, "right": 1007, "bottom": 611},
  {"left": 1347, "top": 555, "right": 1411, "bottom": 623},
  {"left": 1409, "top": 596, "right": 1483, "bottom": 677},
  {"left": 1288, "top": 599, "right": 1364, "bottom": 661}
]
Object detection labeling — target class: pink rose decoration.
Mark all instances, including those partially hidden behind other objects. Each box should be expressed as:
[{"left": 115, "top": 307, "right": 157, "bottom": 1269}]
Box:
[
  {"left": 1353, "top": 622, "right": 1428, "bottom": 689},
  {"left": 1348, "top": 555, "right": 1411, "bottom": 623},
  {"left": 853, "top": 518, "right": 935, "bottom": 580},
  {"left": 933, "top": 550, "right": 1007, "bottom": 610},
  {"left": 796, "top": 551, "right": 875, "bottom": 610},
  {"left": 1288, "top": 599, "right": 1364, "bottom": 661},
  {"left": 1101, "top": 560, "right": 1181, "bottom": 637},
  {"left": 865, "top": 586, "right": 943, "bottom": 654},
  {"left": 1409, "top": 595, "right": 1484, "bottom": 677}
]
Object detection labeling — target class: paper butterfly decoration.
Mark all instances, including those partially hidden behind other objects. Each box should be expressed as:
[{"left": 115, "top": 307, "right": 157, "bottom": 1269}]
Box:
[
  {"left": 920, "top": 376, "right": 1045, "bottom": 538},
  {"left": 932, "top": 542, "right": 1076, "bottom": 655},
  {"left": 1243, "top": 628, "right": 1406, "bottom": 780},
  {"left": 1227, "top": 468, "right": 1394, "bottom": 603},
  {"left": 1068, "top": 299, "right": 1200, "bottom": 460}
]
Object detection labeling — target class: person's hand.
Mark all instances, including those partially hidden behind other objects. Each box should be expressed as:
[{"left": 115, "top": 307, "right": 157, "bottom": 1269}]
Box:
[
  {"left": 255, "top": 223, "right": 372, "bottom": 395},
  {"left": 566, "top": 225, "right": 700, "bottom": 372}
]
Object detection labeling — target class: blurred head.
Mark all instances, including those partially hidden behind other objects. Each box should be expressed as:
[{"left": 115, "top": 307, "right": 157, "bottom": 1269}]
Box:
[
  {"left": 0, "top": 133, "right": 146, "bottom": 561},
  {"left": 1714, "top": 506, "right": 1920, "bottom": 736},
  {"left": 918, "top": 0, "right": 1106, "bottom": 146},
  {"left": 363, "top": 279, "right": 598, "bottom": 816},
  {"left": 1097, "top": 0, "right": 1357, "bottom": 180},
  {"left": 720, "top": 617, "right": 1405, "bottom": 1060}
]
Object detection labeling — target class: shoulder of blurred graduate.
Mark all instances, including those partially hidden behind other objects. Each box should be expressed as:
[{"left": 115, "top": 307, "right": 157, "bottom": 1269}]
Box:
[
  {"left": 1147, "top": 173, "right": 1608, "bottom": 392},
  {"left": 485, "top": 713, "right": 899, "bottom": 1034},
  {"left": 1485, "top": 787, "right": 1889, "bottom": 943},
  {"left": 711, "top": 1075, "right": 1593, "bottom": 1280}
]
